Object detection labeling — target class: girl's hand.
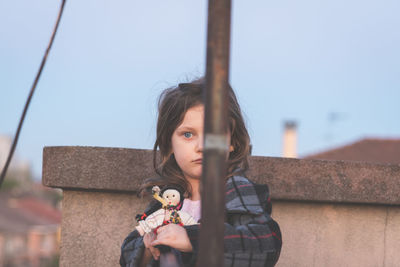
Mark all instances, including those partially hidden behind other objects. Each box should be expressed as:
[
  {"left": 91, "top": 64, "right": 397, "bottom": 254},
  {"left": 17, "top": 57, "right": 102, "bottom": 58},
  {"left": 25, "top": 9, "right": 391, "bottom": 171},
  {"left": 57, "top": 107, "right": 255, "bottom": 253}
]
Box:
[
  {"left": 151, "top": 224, "right": 193, "bottom": 252},
  {"left": 143, "top": 232, "right": 160, "bottom": 260}
]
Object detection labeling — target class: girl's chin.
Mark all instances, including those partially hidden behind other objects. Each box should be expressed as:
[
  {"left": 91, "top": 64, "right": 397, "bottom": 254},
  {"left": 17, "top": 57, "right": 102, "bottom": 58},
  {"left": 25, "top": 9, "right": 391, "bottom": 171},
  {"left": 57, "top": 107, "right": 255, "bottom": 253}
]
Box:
[{"left": 184, "top": 173, "right": 202, "bottom": 181}]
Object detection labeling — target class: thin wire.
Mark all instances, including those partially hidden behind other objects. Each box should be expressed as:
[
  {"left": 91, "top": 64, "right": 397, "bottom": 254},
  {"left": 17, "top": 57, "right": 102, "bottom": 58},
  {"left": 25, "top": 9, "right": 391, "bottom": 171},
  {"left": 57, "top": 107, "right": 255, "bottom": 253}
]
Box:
[{"left": 0, "top": 0, "right": 67, "bottom": 189}]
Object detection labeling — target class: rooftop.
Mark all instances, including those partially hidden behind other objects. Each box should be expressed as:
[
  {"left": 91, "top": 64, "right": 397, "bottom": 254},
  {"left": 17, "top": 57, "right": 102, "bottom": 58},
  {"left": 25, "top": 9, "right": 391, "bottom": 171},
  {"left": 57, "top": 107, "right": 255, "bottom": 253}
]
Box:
[{"left": 304, "top": 138, "right": 400, "bottom": 165}]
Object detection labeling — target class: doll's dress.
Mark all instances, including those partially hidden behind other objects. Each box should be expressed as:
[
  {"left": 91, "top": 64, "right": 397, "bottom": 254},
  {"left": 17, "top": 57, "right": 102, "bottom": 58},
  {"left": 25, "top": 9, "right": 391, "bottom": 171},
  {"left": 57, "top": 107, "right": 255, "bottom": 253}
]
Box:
[{"left": 137, "top": 208, "right": 197, "bottom": 234}]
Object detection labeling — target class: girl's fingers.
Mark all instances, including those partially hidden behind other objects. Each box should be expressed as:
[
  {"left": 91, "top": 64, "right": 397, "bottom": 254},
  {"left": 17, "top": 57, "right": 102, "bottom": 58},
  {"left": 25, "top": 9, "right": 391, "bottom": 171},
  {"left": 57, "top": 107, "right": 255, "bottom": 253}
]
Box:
[
  {"left": 151, "top": 240, "right": 159, "bottom": 246},
  {"left": 152, "top": 228, "right": 170, "bottom": 245},
  {"left": 143, "top": 233, "right": 155, "bottom": 247},
  {"left": 151, "top": 234, "right": 172, "bottom": 247},
  {"left": 149, "top": 247, "right": 160, "bottom": 260},
  {"left": 156, "top": 225, "right": 167, "bottom": 234},
  {"left": 151, "top": 236, "right": 163, "bottom": 246},
  {"left": 151, "top": 232, "right": 169, "bottom": 246},
  {"left": 157, "top": 223, "right": 180, "bottom": 234},
  {"left": 143, "top": 232, "right": 161, "bottom": 260},
  {"left": 153, "top": 225, "right": 171, "bottom": 244},
  {"left": 153, "top": 224, "right": 182, "bottom": 244},
  {"left": 150, "top": 225, "right": 193, "bottom": 252}
]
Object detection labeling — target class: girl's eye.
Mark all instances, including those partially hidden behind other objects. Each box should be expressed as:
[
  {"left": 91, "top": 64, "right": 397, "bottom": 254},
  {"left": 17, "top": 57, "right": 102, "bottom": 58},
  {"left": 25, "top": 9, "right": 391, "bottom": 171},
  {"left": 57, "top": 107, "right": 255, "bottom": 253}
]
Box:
[{"left": 183, "top": 132, "right": 193, "bottom": 138}]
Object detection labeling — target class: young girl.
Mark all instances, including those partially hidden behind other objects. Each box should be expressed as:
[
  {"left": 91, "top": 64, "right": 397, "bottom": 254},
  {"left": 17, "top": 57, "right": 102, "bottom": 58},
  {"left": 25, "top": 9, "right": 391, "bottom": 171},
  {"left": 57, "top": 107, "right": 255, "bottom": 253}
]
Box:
[{"left": 120, "top": 79, "right": 282, "bottom": 267}]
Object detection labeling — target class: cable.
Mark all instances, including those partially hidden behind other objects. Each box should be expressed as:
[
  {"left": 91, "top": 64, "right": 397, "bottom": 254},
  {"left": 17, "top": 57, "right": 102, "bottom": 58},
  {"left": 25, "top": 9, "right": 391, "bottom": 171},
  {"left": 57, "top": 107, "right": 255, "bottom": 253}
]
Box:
[{"left": 0, "top": 0, "right": 67, "bottom": 189}]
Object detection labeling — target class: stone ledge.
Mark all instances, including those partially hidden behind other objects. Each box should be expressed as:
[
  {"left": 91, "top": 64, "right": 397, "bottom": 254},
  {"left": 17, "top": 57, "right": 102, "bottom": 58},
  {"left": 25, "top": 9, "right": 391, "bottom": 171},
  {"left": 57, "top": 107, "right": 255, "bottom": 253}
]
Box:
[{"left": 42, "top": 146, "right": 400, "bottom": 205}]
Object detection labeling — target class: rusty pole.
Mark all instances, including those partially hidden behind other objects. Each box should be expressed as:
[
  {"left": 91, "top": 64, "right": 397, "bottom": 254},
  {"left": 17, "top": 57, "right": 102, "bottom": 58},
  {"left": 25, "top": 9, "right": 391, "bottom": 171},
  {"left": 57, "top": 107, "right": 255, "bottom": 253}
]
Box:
[{"left": 198, "top": 0, "right": 232, "bottom": 266}]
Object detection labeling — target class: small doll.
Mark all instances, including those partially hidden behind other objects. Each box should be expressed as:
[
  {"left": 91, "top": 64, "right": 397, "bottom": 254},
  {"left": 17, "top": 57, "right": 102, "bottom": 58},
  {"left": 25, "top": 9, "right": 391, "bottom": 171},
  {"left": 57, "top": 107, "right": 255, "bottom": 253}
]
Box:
[{"left": 135, "top": 185, "right": 197, "bottom": 236}]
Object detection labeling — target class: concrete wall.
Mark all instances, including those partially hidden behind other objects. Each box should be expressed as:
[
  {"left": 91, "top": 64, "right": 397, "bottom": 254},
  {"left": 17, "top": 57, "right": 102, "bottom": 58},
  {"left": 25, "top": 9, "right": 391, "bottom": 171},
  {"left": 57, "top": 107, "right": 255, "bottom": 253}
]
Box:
[
  {"left": 274, "top": 201, "right": 400, "bottom": 267},
  {"left": 43, "top": 147, "right": 400, "bottom": 267},
  {"left": 60, "top": 191, "right": 146, "bottom": 267}
]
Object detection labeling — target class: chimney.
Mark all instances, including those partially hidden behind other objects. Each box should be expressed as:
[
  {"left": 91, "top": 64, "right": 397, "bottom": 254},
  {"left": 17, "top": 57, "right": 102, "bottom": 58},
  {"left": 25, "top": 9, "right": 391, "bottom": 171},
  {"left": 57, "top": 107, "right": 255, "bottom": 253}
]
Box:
[{"left": 282, "top": 121, "right": 297, "bottom": 158}]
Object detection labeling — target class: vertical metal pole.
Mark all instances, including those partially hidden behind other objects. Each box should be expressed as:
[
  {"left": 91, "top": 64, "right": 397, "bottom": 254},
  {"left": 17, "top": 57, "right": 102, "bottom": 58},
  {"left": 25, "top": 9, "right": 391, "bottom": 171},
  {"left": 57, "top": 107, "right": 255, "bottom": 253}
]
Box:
[{"left": 198, "top": 0, "right": 232, "bottom": 266}]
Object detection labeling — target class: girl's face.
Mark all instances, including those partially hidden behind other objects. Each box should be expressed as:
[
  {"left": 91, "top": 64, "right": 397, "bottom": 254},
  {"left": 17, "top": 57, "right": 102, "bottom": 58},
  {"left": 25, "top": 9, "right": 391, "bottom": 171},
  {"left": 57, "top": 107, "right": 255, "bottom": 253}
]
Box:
[
  {"left": 171, "top": 104, "right": 205, "bottom": 182},
  {"left": 171, "top": 104, "right": 233, "bottom": 182}
]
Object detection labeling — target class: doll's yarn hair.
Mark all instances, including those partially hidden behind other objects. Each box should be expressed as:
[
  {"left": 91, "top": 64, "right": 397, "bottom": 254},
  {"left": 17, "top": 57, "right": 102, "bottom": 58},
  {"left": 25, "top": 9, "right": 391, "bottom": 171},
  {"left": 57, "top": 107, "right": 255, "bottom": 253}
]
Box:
[{"left": 140, "top": 78, "right": 251, "bottom": 198}]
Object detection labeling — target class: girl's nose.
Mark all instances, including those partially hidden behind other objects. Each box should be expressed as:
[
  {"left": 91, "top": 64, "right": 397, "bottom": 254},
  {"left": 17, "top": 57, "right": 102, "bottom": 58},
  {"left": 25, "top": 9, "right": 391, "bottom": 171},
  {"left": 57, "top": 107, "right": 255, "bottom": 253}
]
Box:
[{"left": 197, "top": 135, "right": 204, "bottom": 152}]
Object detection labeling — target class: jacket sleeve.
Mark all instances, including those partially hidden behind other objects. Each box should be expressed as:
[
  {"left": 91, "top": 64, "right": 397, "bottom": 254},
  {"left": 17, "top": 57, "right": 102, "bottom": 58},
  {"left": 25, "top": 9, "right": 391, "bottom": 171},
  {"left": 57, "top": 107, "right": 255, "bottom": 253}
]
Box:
[
  {"left": 119, "top": 230, "right": 146, "bottom": 267},
  {"left": 183, "top": 178, "right": 282, "bottom": 267},
  {"left": 224, "top": 177, "right": 282, "bottom": 267},
  {"left": 223, "top": 210, "right": 282, "bottom": 266},
  {"left": 183, "top": 215, "right": 281, "bottom": 267}
]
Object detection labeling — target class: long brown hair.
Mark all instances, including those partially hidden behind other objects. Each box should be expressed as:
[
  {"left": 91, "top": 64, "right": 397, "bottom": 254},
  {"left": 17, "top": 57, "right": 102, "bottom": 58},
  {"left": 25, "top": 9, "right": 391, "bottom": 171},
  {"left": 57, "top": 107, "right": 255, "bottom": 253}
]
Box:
[{"left": 140, "top": 78, "right": 250, "bottom": 198}]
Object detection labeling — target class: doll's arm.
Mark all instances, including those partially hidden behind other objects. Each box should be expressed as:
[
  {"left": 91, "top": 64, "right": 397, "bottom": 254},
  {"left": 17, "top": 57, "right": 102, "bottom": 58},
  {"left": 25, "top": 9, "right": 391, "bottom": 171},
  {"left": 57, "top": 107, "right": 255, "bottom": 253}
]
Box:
[
  {"left": 136, "top": 209, "right": 166, "bottom": 235},
  {"left": 152, "top": 186, "right": 168, "bottom": 207},
  {"left": 153, "top": 193, "right": 167, "bottom": 207},
  {"left": 136, "top": 225, "right": 145, "bottom": 236},
  {"left": 178, "top": 210, "right": 198, "bottom": 225}
]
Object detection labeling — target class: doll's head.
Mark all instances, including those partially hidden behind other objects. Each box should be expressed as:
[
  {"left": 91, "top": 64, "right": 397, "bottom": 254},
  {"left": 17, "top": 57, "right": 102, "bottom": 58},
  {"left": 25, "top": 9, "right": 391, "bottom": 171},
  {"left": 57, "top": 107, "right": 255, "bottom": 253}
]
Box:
[
  {"left": 160, "top": 185, "right": 184, "bottom": 206},
  {"left": 162, "top": 189, "right": 181, "bottom": 206},
  {"left": 145, "top": 78, "right": 250, "bottom": 197}
]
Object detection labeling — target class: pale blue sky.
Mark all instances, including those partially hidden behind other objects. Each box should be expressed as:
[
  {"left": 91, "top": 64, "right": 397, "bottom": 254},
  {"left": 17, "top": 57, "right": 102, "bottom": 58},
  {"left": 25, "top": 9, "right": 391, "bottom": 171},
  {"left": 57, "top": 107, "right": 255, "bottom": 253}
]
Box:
[{"left": 1, "top": 0, "right": 399, "bottom": 179}]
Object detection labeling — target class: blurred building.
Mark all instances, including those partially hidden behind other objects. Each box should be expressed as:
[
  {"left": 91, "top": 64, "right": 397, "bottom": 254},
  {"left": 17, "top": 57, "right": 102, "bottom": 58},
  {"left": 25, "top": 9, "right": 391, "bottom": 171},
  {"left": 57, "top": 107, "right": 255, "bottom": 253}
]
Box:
[
  {"left": 0, "top": 193, "right": 61, "bottom": 267},
  {"left": 0, "top": 134, "right": 61, "bottom": 267}
]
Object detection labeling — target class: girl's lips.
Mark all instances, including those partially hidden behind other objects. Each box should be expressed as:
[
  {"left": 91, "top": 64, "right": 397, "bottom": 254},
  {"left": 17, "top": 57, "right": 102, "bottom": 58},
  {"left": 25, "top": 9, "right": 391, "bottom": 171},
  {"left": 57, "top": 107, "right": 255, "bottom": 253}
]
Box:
[{"left": 193, "top": 159, "right": 202, "bottom": 163}]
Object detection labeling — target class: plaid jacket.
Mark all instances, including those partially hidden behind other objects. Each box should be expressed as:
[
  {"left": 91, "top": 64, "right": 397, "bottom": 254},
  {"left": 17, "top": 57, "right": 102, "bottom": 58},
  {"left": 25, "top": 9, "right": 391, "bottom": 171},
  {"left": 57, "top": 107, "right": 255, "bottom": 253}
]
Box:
[{"left": 120, "top": 175, "right": 282, "bottom": 267}]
